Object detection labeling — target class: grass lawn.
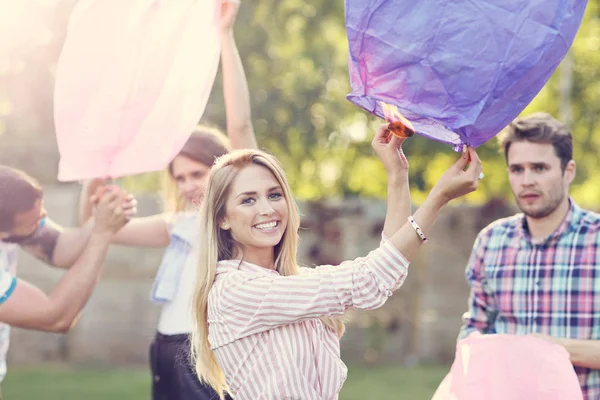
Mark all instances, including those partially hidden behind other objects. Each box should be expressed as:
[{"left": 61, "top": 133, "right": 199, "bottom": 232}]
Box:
[{"left": 2, "top": 364, "right": 448, "bottom": 399}]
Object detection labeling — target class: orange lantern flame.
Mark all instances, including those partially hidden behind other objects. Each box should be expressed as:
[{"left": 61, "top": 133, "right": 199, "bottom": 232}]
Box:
[{"left": 380, "top": 101, "right": 416, "bottom": 138}]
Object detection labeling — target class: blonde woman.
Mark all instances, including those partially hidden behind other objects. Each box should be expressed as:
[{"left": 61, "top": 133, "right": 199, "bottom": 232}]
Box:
[
  {"left": 191, "top": 125, "right": 483, "bottom": 399},
  {"left": 78, "top": 2, "right": 253, "bottom": 398}
]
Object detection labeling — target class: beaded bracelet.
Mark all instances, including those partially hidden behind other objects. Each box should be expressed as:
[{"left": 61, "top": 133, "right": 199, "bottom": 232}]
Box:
[{"left": 408, "top": 216, "right": 428, "bottom": 243}]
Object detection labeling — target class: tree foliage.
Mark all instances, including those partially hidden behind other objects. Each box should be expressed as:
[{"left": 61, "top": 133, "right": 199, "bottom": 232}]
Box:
[
  {"left": 206, "top": 0, "right": 599, "bottom": 207},
  {"left": 1, "top": 0, "right": 599, "bottom": 208}
]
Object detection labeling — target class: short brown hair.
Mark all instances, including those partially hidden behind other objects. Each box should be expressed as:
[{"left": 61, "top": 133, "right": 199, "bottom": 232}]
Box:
[
  {"left": 499, "top": 112, "right": 573, "bottom": 171},
  {"left": 0, "top": 166, "right": 43, "bottom": 231}
]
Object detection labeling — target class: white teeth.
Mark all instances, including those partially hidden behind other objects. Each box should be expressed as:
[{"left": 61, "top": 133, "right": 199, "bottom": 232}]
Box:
[{"left": 255, "top": 221, "right": 277, "bottom": 230}]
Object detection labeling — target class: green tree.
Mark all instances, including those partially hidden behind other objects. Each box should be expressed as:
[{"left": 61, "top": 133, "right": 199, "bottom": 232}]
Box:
[
  {"left": 198, "top": 0, "right": 599, "bottom": 208},
  {"left": 2, "top": 0, "right": 598, "bottom": 209}
]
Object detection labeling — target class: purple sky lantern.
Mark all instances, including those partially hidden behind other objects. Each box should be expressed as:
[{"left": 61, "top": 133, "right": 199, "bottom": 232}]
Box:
[{"left": 345, "top": 0, "right": 588, "bottom": 150}]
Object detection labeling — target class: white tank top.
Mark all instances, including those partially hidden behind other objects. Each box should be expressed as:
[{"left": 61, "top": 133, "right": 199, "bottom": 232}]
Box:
[
  {"left": 155, "top": 213, "right": 199, "bottom": 335},
  {"left": 157, "top": 246, "right": 198, "bottom": 335}
]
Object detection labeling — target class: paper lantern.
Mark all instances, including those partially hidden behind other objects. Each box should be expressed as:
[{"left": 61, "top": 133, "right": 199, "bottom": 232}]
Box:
[
  {"left": 432, "top": 334, "right": 583, "bottom": 400},
  {"left": 54, "top": 0, "right": 221, "bottom": 180},
  {"left": 345, "top": 0, "right": 587, "bottom": 149}
]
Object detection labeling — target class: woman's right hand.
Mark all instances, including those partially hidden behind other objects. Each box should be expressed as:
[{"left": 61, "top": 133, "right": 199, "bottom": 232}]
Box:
[
  {"left": 430, "top": 146, "right": 482, "bottom": 204},
  {"left": 371, "top": 123, "right": 410, "bottom": 176},
  {"left": 93, "top": 186, "right": 135, "bottom": 235}
]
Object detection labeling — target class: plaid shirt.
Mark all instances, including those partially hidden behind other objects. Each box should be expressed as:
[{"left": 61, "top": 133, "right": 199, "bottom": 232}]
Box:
[{"left": 459, "top": 200, "right": 600, "bottom": 399}]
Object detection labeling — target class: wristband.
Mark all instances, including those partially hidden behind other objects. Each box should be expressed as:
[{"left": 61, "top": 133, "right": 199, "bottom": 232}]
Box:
[{"left": 408, "top": 216, "right": 427, "bottom": 243}]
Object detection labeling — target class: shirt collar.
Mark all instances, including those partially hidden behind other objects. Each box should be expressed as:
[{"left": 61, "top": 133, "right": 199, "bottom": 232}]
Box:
[
  {"left": 517, "top": 197, "right": 582, "bottom": 245},
  {"left": 216, "top": 259, "right": 280, "bottom": 276}
]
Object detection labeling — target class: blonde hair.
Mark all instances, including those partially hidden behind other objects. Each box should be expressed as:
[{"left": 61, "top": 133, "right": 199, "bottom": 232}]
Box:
[
  {"left": 164, "top": 126, "right": 232, "bottom": 212},
  {"left": 190, "top": 149, "right": 345, "bottom": 399}
]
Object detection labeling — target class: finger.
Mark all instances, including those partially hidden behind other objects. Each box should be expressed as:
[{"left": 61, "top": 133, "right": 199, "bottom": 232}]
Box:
[
  {"left": 105, "top": 184, "right": 123, "bottom": 194},
  {"left": 122, "top": 203, "right": 137, "bottom": 214},
  {"left": 109, "top": 203, "right": 123, "bottom": 217},
  {"left": 222, "top": 0, "right": 240, "bottom": 17},
  {"left": 388, "top": 134, "right": 408, "bottom": 150},
  {"left": 122, "top": 198, "right": 138, "bottom": 209},
  {"left": 224, "top": 0, "right": 241, "bottom": 11},
  {"left": 96, "top": 191, "right": 113, "bottom": 205},
  {"left": 453, "top": 145, "right": 470, "bottom": 171},
  {"left": 107, "top": 184, "right": 127, "bottom": 196},
  {"left": 94, "top": 177, "right": 109, "bottom": 186},
  {"left": 100, "top": 189, "right": 119, "bottom": 205},
  {"left": 372, "top": 124, "right": 389, "bottom": 148},
  {"left": 109, "top": 190, "right": 125, "bottom": 206},
  {"left": 85, "top": 177, "right": 105, "bottom": 188},
  {"left": 468, "top": 146, "right": 481, "bottom": 164},
  {"left": 93, "top": 185, "right": 109, "bottom": 198},
  {"left": 375, "top": 124, "right": 390, "bottom": 141},
  {"left": 465, "top": 147, "right": 483, "bottom": 178}
]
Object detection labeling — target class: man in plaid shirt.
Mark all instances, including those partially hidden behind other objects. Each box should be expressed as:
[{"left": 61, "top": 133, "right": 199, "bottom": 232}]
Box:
[{"left": 459, "top": 112, "right": 600, "bottom": 399}]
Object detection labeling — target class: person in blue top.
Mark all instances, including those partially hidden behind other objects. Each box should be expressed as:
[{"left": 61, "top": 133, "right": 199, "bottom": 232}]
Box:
[{"left": 0, "top": 166, "right": 135, "bottom": 395}]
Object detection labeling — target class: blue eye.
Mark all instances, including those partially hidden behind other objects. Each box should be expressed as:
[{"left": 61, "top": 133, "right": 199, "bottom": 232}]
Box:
[
  {"left": 241, "top": 197, "right": 255, "bottom": 205},
  {"left": 269, "top": 192, "right": 283, "bottom": 200}
]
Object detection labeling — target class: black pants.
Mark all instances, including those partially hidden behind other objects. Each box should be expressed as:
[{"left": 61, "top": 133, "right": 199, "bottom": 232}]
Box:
[{"left": 150, "top": 332, "right": 229, "bottom": 400}]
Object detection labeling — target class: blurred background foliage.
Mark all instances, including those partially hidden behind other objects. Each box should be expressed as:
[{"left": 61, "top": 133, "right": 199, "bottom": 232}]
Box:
[{"left": 0, "top": 0, "right": 598, "bottom": 207}]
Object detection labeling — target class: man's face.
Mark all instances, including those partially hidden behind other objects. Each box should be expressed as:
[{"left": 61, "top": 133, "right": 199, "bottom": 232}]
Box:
[
  {"left": 0, "top": 198, "right": 47, "bottom": 240},
  {"left": 507, "top": 141, "right": 575, "bottom": 219}
]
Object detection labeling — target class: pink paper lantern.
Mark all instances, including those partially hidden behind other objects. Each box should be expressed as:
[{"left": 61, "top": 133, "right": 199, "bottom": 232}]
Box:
[
  {"left": 432, "top": 334, "right": 583, "bottom": 400},
  {"left": 54, "top": 0, "right": 221, "bottom": 181}
]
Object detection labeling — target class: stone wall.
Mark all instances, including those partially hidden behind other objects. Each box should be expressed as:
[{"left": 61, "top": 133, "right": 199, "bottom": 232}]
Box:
[{"left": 9, "top": 185, "right": 514, "bottom": 368}]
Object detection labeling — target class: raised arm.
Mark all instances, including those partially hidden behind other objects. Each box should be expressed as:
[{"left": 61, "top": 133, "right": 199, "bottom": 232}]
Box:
[
  {"left": 78, "top": 178, "right": 100, "bottom": 225},
  {"left": 96, "top": 215, "right": 171, "bottom": 248},
  {"left": 372, "top": 125, "right": 482, "bottom": 261},
  {"left": 20, "top": 184, "right": 136, "bottom": 269},
  {"left": 371, "top": 125, "right": 411, "bottom": 238},
  {"left": 79, "top": 179, "right": 171, "bottom": 248},
  {"left": 0, "top": 187, "right": 131, "bottom": 332},
  {"left": 220, "top": 0, "right": 257, "bottom": 150},
  {"left": 217, "top": 241, "right": 409, "bottom": 339},
  {"left": 387, "top": 145, "right": 481, "bottom": 261},
  {"left": 18, "top": 209, "right": 133, "bottom": 270},
  {"left": 217, "top": 133, "right": 482, "bottom": 340},
  {"left": 14, "top": 218, "right": 71, "bottom": 269}
]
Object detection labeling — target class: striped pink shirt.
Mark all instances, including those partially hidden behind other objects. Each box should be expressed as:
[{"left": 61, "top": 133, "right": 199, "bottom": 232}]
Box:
[{"left": 207, "top": 238, "right": 409, "bottom": 399}]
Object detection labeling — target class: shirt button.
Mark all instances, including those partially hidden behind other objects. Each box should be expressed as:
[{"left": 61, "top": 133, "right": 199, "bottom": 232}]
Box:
[{"left": 154, "top": 375, "right": 160, "bottom": 382}]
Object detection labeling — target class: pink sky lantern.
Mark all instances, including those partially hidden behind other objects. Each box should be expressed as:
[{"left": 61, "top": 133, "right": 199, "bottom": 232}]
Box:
[
  {"left": 54, "top": 0, "right": 221, "bottom": 181},
  {"left": 432, "top": 334, "right": 583, "bottom": 400}
]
